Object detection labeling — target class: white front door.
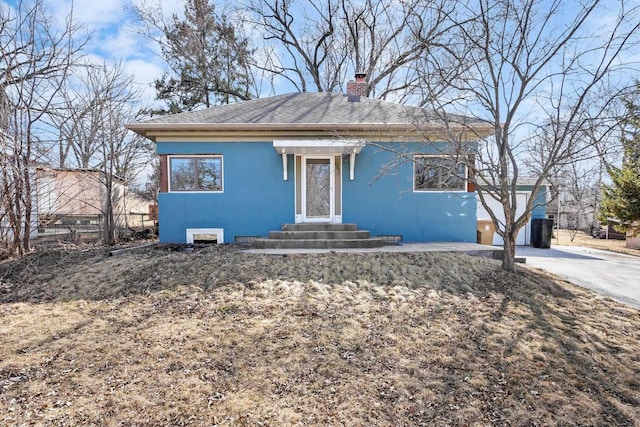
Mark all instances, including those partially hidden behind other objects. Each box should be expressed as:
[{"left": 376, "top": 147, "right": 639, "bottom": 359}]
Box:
[{"left": 298, "top": 155, "right": 341, "bottom": 223}]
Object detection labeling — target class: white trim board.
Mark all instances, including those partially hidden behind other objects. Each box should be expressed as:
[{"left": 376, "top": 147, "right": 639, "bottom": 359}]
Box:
[
  {"left": 273, "top": 139, "right": 364, "bottom": 155},
  {"left": 186, "top": 228, "right": 224, "bottom": 244}
]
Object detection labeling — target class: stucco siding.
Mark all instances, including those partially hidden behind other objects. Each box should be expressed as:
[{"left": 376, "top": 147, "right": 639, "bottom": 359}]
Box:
[
  {"left": 342, "top": 144, "right": 476, "bottom": 242},
  {"left": 531, "top": 187, "right": 547, "bottom": 220},
  {"left": 156, "top": 141, "right": 477, "bottom": 243},
  {"left": 157, "top": 142, "right": 293, "bottom": 243}
]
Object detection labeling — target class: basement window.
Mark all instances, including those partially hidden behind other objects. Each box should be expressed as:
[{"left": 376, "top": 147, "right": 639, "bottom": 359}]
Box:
[{"left": 186, "top": 228, "right": 224, "bottom": 244}]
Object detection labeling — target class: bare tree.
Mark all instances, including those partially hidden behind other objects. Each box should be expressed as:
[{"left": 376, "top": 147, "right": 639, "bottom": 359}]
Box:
[
  {"left": 524, "top": 119, "right": 621, "bottom": 239},
  {"left": 243, "top": 0, "right": 453, "bottom": 98},
  {"left": 50, "top": 62, "right": 152, "bottom": 245},
  {"left": 415, "top": 0, "right": 640, "bottom": 270},
  {"left": 0, "top": 0, "right": 84, "bottom": 256},
  {"left": 562, "top": 162, "right": 603, "bottom": 239},
  {"left": 243, "top": 0, "right": 343, "bottom": 93},
  {"left": 50, "top": 68, "right": 108, "bottom": 169}
]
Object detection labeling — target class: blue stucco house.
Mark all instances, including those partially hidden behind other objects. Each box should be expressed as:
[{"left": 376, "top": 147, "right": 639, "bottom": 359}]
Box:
[{"left": 127, "top": 77, "right": 498, "bottom": 247}]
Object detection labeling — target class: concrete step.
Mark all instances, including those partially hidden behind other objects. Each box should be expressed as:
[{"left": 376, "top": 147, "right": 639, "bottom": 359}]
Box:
[
  {"left": 281, "top": 223, "right": 358, "bottom": 232},
  {"left": 268, "top": 230, "right": 371, "bottom": 240},
  {"left": 253, "top": 238, "right": 386, "bottom": 249}
]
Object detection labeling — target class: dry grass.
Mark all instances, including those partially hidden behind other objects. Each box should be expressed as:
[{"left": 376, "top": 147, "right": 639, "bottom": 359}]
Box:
[
  {"left": 0, "top": 244, "right": 639, "bottom": 426},
  {"left": 554, "top": 229, "right": 640, "bottom": 257}
]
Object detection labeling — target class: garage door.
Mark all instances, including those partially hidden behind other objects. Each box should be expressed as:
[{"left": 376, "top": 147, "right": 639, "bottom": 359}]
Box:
[{"left": 477, "top": 192, "right": 531, "bottom": 246}]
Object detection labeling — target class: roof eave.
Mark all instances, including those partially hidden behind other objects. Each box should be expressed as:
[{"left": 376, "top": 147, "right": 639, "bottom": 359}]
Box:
[
  {"left": 126, "top": 122, "right": 494, "bottom": 141},
  {"left": 127, "top": 122, "right": 415, "bottom": 133}
]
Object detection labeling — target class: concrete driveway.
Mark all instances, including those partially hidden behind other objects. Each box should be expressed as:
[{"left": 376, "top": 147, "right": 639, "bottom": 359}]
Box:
[{"left": 516, "top": 245, "right": 640, "bottom": 309}]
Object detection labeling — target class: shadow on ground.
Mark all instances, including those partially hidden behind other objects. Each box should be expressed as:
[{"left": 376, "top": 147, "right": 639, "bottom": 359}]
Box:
[
  {"left": 518, "top": 247, "right": 603, "bottom": 260},
  {"left": 0, "top": 244, "right": 576, "bottom": 304},
  {"left": 1, "top": 244, "right": 638, "bottom": 425}
]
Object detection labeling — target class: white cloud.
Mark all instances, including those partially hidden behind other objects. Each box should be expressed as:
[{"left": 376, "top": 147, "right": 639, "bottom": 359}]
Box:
[
  {"left": 123, "top": 58, "right": 164, "bottom": 104},
  {"left": 71, "top": 0, "right": 126, "bottom": 25},
  {"left": 40, "top": 0, "right": 169, "bottom": 79},
  {"left": 0, "top": 1, "right": 16, "bottom": 14},
  {"left": 43, "top": 0, "right": 125, "bottom": 28},
  {"left": 97, "top": 21, "right": 160, "bottom": 60}
]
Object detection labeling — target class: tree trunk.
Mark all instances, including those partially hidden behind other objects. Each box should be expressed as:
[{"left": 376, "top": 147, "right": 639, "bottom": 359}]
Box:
[
  {"left": 22, "top": 182, "right": 32, "bottom": 254},
  {"left": 22, "top": 132, "right": 33, "bottom": 253},
  {"left": 501, "top": 233, "right": 516, "bottom": 272},
  {"left": 103, "top": 208, "right": 115, "bottom": 246},
  {"left": 103, "top": 180, "right": 114, "bottom": 246}
]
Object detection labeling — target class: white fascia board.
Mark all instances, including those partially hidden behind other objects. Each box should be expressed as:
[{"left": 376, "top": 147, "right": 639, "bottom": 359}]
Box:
[{"left": 273, "top": 139, "right": 365, "bottom": 155}]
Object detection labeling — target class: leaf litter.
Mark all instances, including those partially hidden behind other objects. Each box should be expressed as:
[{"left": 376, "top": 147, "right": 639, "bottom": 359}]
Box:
[{"left": 0, "top": 243, "right": 638, "bottom": 426}]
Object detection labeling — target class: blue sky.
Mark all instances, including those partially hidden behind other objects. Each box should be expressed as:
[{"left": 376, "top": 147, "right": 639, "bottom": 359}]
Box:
[
  {"left": 2, "top": 0, "right": 635, "bottom": 183},
  {"left": 3, "top": 0, "right": 638, "bottom": 116},
  {"left": 28, "top": 0, "right": 294, "bottom": 105},
  {"left": 39, "top": 0, "right": 182, "bottom": 105}
]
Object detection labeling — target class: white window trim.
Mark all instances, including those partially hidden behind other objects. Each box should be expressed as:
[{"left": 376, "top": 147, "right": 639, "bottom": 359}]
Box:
[
  {"left": 186, "top": 228, "right": 224, "bottom": 244},
  {"left": 168, "top": 154, "right": 224, "bottom": 193},
  {"left": 413, "top": 154, "right": 467, "bottom": 193}
]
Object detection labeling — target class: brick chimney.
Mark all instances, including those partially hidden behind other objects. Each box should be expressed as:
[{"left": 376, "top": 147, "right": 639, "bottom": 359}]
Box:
[{"left": 346, "top": 72, "right": 369, "bottom": 97}]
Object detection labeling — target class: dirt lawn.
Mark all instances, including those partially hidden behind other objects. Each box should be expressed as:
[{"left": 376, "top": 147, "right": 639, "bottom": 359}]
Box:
[
  {"left": 0, "top": 244, "right": 638, "bottom": 426},
  {"left": 554, "top": 229, "right": 640, "bottom": 257}
]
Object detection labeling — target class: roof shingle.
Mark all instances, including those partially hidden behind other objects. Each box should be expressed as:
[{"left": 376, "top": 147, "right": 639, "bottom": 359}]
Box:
[{"left": 137, "top": 92, "right": 476, "bottom": 126}]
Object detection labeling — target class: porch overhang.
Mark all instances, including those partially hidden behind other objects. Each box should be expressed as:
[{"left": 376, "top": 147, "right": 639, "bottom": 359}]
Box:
[
  {"left": 273, "top": 139, "right": 365, "bottom": 181},
  {"left": 273, "top": 139, "right": 365, "bottom": 155}
]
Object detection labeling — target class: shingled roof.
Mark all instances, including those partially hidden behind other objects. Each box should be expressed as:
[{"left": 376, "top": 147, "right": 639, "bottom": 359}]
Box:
[{"left": 127, "top": 92, "right": 491, "bottom": 139}]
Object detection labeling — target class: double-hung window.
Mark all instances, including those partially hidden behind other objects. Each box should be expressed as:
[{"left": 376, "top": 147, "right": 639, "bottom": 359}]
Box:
[
  {"left": 169, "top": 156, "right": 223, "bottom": 192},
  {"left": 414, "top": 155, "right": 466, "bottom": 191}
]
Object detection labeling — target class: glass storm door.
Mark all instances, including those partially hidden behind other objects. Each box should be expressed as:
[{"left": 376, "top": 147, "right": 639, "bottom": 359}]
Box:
[
  {"left": 305, "top": 158, "right": 331, "bottom": 219},
  {"left": 296, "top": 155, "right": 341, "bottom": 223}
]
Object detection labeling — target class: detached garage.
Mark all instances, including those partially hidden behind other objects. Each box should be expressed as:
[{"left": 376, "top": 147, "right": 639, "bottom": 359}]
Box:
[{"left": 476, "top": 181, "right": 549, "bottom": 246}]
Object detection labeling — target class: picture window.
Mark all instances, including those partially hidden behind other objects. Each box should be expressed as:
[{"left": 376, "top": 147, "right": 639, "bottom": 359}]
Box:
[
  {"left": 169, "top": 156, "right": 223, "bottom": 192},
  {"left": 414, "top": 155, "right": 466, "bottom": 191}
]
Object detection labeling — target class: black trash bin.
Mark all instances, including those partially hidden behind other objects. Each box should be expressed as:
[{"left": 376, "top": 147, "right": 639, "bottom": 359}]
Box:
[
  {"left": 531, "top": 218, "right": 554, "bottom": 248},
  {"left": 531, "top": 219, "right": 541, "bottom": 247}
]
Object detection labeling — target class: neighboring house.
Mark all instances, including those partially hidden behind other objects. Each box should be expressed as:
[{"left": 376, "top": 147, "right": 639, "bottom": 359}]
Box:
[
  {"left": 123, "top": 191, "right": 156, "bottom": 228},
  {"left": 477, "top": 179, "right": 548, "bottom": 246},
  {"left": 599, "top": 218, "right": 626, "bottom": 240},
  {"left": 546, "top": 198, "right": 596, "bottom": 231},
  {"left": 127, "top": 76, "right": 499, "bottom": 246},
  {"left": 36, "top": 168, "right": 154, "bottom": 230},
  {"left": 626, "top": 223, "right": 640, "bottom": 249},
  {"left": 545, "top": 199, "right": 560, "bottom": 228},
  {"left": 37, "top": 168, "right": 112, "bottom": 225}
]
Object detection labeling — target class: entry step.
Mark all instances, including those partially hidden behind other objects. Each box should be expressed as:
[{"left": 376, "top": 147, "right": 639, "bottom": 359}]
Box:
[
  {"left": 253, "top": 223, "right": 387, "bottom": 249},
  {"left": 269, "top": 230, "right": 371, "bottom": 240},
  {"left": 281, "top": 223, "right": 358, "bottom": 232},
  {"left": 253, "top": 238, "right": 386, "bottom": 249}
]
